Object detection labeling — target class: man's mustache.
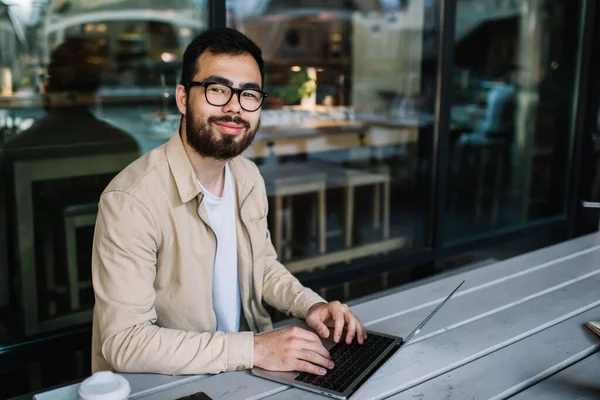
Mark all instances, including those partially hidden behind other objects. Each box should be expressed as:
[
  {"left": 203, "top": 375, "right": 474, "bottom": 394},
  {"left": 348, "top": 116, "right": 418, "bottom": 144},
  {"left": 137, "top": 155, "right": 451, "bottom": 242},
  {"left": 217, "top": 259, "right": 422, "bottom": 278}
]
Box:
[{"left": 208, "top": 115, "right": 250, "bottom": 129}]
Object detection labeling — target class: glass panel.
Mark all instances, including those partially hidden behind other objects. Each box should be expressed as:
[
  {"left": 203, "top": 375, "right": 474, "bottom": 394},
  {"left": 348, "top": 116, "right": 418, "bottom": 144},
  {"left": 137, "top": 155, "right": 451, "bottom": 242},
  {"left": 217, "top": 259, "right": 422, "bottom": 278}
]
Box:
[
  {"left": 446, "top": 0, "right": 584, "bottom": 243},
  {"left": 577, "top": 104, "right": 600, "bottom": 235},
  {"left": 226, "top": 0, "right": 440, "bottom": 281},
  {"left": 0, "top": 0, "right": 207, "bottom": 349}
]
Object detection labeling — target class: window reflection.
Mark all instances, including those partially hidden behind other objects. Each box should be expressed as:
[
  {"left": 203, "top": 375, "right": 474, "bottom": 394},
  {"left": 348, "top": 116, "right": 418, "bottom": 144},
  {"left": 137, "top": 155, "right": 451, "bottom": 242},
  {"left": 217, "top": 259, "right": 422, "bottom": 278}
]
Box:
[
  {"left": 225, "top": 0, "right": 439, "bottom": 279},
  {"left": 0, "top": 0, "right": 440, "bottom": 346},
  {"left": 447, "top": 0, "right": 583, "bottom": 242},
  {"left": 0, "top": 0, "right": 208, "bottom": 342}
]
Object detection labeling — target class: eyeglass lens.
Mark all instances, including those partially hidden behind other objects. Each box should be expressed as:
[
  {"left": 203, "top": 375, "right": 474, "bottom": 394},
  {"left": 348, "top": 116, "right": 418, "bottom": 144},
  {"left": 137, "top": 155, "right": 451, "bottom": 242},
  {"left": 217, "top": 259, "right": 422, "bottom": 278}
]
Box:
[{"left": 205, "top": 83, "right": 263, "bottom": 111}]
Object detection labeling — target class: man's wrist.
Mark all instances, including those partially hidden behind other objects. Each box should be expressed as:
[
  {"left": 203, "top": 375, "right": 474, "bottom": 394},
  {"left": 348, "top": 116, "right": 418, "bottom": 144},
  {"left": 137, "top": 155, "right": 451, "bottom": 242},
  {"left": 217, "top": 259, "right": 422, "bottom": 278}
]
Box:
[
  {"left": 226, "top": 331, "right": 255, "bottom": 372},
  {"left": 253, "top": 333, "right": 261, "bottom": 368}
]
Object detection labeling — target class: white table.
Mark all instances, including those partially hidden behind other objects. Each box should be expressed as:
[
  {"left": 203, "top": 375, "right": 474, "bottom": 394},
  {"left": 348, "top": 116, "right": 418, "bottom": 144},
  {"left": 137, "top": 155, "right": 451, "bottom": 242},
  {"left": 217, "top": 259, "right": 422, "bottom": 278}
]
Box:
[{"left": 31, "top": 232, "right": 600, "bottom": 400}]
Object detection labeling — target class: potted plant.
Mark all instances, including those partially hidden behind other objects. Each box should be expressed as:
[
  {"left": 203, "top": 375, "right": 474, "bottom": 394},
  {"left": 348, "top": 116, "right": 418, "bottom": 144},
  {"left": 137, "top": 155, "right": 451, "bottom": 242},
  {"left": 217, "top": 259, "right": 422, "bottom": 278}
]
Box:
[{"left": 265, "top": 67, "right": 316, "bottom": 109}]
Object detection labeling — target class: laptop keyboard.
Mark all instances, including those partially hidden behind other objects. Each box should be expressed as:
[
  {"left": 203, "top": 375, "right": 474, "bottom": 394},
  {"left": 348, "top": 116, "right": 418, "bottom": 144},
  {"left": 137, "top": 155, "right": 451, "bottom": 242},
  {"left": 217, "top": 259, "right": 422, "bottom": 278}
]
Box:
[{"left": 294, "top": 333, "right": 396, "bottom": 393}]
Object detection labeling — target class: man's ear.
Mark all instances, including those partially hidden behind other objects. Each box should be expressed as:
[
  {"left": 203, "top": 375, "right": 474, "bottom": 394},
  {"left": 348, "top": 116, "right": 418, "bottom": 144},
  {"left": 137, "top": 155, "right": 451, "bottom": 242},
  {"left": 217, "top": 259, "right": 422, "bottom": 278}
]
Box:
[{"left": 175, "top": 84, "right": 187, "bottom": 115}]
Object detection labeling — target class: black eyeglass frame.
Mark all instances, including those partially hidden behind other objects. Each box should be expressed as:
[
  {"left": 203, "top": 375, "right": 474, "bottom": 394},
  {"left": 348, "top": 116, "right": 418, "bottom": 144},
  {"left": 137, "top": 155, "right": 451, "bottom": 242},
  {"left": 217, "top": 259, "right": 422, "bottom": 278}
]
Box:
[{"left": 186, "top": 80, "right": 268, "bottom": 112}]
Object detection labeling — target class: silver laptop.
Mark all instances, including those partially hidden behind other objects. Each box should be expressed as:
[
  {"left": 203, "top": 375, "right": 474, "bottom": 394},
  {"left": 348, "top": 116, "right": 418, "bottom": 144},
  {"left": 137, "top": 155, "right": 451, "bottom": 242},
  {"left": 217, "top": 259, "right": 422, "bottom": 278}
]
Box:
[{"left": 252, "top": 280, "right": 465, "bottom": 399}]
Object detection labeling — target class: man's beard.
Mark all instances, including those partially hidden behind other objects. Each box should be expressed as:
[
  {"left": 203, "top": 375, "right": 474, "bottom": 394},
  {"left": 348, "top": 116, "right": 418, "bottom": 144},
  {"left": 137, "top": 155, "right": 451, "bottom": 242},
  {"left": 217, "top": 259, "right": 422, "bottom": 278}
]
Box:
[{"left": 184, "top": 109, "right": 258, "bottom": 160}]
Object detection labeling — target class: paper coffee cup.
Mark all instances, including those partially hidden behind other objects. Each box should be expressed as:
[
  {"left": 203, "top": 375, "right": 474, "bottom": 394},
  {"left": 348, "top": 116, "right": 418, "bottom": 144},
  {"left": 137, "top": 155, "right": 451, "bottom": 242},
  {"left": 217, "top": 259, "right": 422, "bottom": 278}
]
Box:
[{"left": 78, "top": 371, "right": 131, "bottom": 400}]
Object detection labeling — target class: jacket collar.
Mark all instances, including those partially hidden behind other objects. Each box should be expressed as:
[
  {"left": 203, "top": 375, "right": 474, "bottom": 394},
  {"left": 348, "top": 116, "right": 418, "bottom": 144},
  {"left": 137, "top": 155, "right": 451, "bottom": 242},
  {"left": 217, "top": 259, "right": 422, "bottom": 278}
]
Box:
[{"left": 165, "top": 131, "right": 256, "bottom": 205}]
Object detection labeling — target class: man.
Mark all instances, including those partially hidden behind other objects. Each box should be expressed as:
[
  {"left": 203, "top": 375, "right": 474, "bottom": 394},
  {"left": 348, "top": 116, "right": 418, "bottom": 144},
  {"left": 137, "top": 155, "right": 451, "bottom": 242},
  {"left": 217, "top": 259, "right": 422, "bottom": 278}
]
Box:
[
  {"left": 91, "top": 28, "right": 367, "bottom": 377},
  {"left": 478, "top": 71, "right": 516, "bottom": 140}
]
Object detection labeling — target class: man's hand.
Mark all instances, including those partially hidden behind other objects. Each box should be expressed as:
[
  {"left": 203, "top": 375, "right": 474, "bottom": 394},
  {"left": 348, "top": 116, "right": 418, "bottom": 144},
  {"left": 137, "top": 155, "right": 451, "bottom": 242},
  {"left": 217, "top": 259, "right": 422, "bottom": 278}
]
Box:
[
  {"left": 254, "top": 326, "right": 334, "bottom": 375},
  {"left": 306, "top": 301, "right": 367, "bottom": 345}
]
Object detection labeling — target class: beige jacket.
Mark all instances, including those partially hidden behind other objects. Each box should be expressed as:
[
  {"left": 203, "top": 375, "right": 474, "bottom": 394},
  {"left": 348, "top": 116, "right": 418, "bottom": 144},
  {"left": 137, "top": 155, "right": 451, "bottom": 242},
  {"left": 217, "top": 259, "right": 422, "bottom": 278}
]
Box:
[{"left": 91, "top": 132, "right": 326, "bottom": 375}]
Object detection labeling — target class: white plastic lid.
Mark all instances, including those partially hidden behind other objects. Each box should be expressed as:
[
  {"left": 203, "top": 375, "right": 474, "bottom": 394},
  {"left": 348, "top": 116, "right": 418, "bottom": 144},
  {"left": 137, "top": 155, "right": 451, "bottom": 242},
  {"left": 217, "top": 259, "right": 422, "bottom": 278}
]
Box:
[{"left": 78, "top": 371, "right": 131, "bottom": 400}]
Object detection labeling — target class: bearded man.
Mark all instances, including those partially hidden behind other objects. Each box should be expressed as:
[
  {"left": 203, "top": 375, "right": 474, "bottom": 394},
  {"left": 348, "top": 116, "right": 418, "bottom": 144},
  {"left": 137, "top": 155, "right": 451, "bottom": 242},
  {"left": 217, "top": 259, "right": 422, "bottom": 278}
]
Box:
[{"left": 91, "top": 28, "right": 366, "bottom": 377}]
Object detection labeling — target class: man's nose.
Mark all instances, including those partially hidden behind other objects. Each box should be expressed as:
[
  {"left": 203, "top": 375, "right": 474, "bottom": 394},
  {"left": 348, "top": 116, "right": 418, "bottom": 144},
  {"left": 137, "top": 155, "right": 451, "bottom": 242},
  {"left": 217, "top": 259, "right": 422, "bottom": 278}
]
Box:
[{"left": 223, "top": 92, "right": 242, "bottom": 114}]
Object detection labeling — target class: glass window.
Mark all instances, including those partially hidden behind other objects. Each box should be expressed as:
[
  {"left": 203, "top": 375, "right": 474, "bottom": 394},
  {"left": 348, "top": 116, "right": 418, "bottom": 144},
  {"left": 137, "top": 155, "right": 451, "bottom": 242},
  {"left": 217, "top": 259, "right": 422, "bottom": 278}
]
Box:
[
  {"left": 446, "top": 0, "right": 585, "bottom": 243},
  {"left": 226, "top": 0, "right": 440, "bottom": 276},
  {"left": 0, "top": 0, "right": 207, "bottom": 345},
  {"left": 0, "top": 0, "right": 593, "bottom": 398}
]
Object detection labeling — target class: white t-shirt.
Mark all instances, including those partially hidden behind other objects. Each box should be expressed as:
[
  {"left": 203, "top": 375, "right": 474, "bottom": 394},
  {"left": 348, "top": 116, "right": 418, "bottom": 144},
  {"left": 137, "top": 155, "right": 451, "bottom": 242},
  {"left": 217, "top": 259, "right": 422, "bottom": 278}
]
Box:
[{"left": 197, "top": 164, "right": 241, "bottom": 332}]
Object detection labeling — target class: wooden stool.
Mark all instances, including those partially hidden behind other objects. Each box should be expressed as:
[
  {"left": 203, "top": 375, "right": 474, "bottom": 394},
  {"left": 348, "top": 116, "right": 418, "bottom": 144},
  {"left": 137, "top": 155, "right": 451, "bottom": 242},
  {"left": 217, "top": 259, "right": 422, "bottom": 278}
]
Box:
[
  {"left": 308, "top": 163, "right": 391, "bottom": 248},
  {"left": 44, "top": 202, "right": 97, "bottom": 314},
  {"left": 259, "top": 163, "right": 327, "bottom": 260}
]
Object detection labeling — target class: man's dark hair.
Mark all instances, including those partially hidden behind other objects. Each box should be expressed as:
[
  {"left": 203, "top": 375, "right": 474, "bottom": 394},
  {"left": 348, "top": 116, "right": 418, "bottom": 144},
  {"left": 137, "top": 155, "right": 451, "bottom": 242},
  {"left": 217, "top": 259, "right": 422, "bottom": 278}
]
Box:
[
  {"left": 180, "top": 27, "right": 265, "bottom": 89},
  {"left": 46, "top": 37, "right": 105, "bottom": 93}
]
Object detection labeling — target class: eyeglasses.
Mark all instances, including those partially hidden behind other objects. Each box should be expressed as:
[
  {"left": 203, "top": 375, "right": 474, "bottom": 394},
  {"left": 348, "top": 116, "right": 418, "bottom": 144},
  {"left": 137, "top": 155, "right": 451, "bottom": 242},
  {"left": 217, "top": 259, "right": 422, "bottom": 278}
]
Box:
[{"left": 186, "top": 80, "right": 268, "bottom": 112}]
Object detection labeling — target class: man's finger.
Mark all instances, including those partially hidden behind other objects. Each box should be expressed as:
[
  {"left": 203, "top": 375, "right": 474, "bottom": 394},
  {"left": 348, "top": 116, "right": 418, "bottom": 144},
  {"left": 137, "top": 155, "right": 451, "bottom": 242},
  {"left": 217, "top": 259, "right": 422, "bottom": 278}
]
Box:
[
  {"left": 333, "top": 304, "right": 345, "bottom": 343},
  {"left": 355, "top": 320, "right": 366, "bottom": 344},
  {"left": 310, "top": 320, "right": 330, "bottom": 339},
  {"left": 348, "top": 313, "right": 364, "bottom": 344},
  {"left": 302, "top": 339, "right": 331, "bottom": 360},
  {"left": 295, "top": 360, "right": 327, "bottom": 376},
  {"left": 361, "top": 322, "right": 368, "bottom": 344},
  {"left": 345, "top": 314, "right": 358, "bottom": 344},
  {"left": 297, "top": 347, "right": 333, "bottom": 369}
]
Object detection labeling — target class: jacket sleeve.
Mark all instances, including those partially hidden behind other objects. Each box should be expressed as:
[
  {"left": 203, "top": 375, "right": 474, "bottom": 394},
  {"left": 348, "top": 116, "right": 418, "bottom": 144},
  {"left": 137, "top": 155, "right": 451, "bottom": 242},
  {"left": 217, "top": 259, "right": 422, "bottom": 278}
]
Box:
[
  {"left": 92, "top": 191, "right": 254, "bottom": 375},
  {"left": 257, "top": 182, "right": 327, "bottom": 319}
]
